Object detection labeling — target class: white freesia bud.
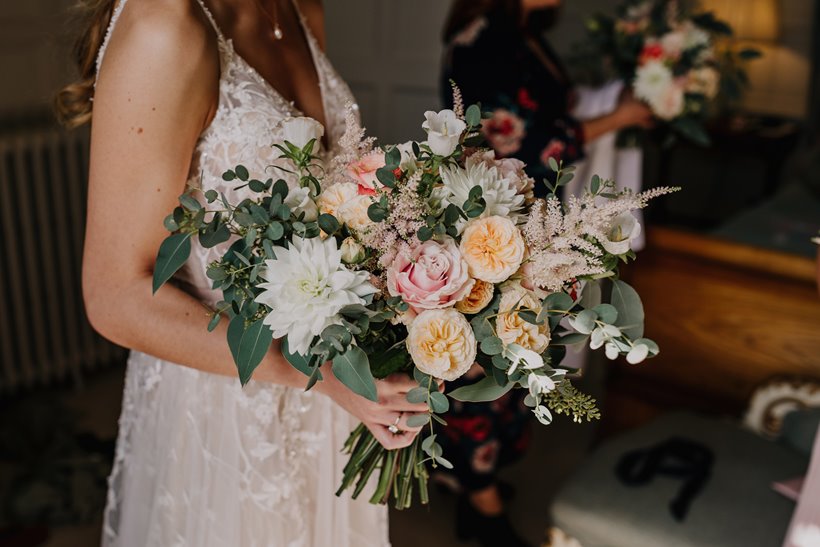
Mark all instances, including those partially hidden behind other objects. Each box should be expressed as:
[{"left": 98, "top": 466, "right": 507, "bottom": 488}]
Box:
[
  {"left": 504, "top": 343, "right": 543, "bottom": 375},
  {"left": 284, "top": 186, "right": 319, "bottom": 222},
  {"left": 601, "top": 212, "right": 642, "bottom": 255},
  {"left": 533, "top": 405, "right": 553, "bottom": 425},
  {"left": 626, "top": 343, "right": 650, "bottom": 364},
  {"left": 605, "top": 342, "right": 620, "bottom": 360},
  {"left": 422, "top": 109, "right": 466, "bottom": 156},
  {"left": 340, "top": 237, "right": 366, "bottom": 265},
  {"left": 527, "top": 373, "right": 556, "bottom": 398},
  {"left": 281, "top": 116, "right": 325, "bottom": 149}
]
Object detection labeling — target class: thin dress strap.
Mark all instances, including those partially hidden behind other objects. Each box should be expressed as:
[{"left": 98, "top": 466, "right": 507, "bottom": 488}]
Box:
[
  {"left": 94, "top": 0, "right": 129, "bottom": 85},
  {"left": 191, "top": 0, "right": 227, "bottom": 42}
]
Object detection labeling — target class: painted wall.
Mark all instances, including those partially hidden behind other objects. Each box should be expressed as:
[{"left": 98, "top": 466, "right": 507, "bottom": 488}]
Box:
[{"left": 0, "top": 0, "right": 813, "bottom": 125}]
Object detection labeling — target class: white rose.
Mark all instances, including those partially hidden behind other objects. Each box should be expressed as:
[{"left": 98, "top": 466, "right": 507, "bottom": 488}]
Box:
[
  {"left": 422, "top": 109, "right": 466, "bottom": 156},
  {"left": 600, "top": 212, "right": 642, "bottom": 255},
  {"left": 340, "top": 237, "right": 366, "bottom": 264},
  {"left": 281, "top": 116, "right": 324, "bottom": 149},
  {"left": 660, "top": 30, "right": 686, "bottom": 58},
  {"left": 649, "top": 83, "right": 685, "bottom": 120},
  {"left": 284, "top": 186, "right": 319, "bottom": 222},
  {"left": 337, "top": 195, "right": 374, "bottom": 232}
]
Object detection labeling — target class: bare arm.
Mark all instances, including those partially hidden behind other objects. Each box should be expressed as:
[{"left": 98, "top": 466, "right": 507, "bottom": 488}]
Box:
[
  {"left": 83, "top": 0, "right": 423, "bottom": 449},
  {"left": 581, "top": 97, "right": 655, "bottom": 142}
]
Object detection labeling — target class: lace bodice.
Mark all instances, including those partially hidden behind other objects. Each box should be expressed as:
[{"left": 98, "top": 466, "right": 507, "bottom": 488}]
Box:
[{"left": 98, "top": 0, "right": 358, "bottom": 305}]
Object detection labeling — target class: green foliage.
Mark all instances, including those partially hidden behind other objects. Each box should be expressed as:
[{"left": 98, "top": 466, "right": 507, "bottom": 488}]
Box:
[
  {"left": 611, "top": 279, "right": 645, "bottom": 339},
  {"left": 544, "top": 382, "right": 601, "bottom": 422},
  {"left": 332, "top": 347, "right": 378, "bottom": 402},
  {"left": 450, "top": 376, "right": 514, "bottom": 402},
  {"left": 152, "top": 233, "right": 191, "bottom": 294}
]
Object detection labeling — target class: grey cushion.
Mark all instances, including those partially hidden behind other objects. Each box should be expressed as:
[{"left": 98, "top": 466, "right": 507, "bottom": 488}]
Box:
[
  {"left": 779, "top": 408, "right": 820, "bottom": 457},
  {"left": 551, "top": 412, "right": 808, "bottom": 547}
]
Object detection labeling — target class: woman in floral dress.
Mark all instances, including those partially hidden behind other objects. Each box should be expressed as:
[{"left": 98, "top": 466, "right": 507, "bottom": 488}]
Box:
[{"left": 438, "top": 2, "right": 654, "bottom": 546}]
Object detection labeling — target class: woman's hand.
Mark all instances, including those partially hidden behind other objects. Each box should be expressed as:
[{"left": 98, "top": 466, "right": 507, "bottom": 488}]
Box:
[
  {"left": 614, "top": 96, "right": 655, "bottom": 130},
  {"left": 317, "top": 369, "right": 430, "bottom": 450}
]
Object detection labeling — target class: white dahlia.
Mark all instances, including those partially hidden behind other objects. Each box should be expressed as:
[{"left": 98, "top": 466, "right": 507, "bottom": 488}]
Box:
[
  {"left": 255, "top": 237, "right": 377, "bottom": 355},
  {"left": 437, "top": 161, "right": 525, "bottom": 229}
]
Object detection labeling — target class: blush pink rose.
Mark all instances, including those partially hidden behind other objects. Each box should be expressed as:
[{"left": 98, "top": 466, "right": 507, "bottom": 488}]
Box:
[
  {"left": 346, "top": 151, "right": 385, "bottom": 196},
  {"left": 387, "top": 237, "right": 474, "bottom": 317}
]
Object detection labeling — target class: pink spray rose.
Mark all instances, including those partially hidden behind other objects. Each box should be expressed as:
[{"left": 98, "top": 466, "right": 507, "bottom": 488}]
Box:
[
  {"left": 387, "top": 237, "right": 475, "bottom": 317},
  {"left": 346, "top": 151, "right": 386, "bottom": 196}
]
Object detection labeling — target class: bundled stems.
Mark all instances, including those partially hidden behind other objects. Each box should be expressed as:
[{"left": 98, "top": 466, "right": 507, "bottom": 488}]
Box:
[{"left": 336, "top": 424, "right": 430, "bottom": 510}]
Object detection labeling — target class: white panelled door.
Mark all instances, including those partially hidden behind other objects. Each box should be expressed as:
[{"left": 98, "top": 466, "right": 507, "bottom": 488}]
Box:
[{"left": 325, "top": 0, "right": 451, "bottom": 144}]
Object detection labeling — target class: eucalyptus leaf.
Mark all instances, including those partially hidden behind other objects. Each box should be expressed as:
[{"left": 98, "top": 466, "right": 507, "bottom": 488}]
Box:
[
  {"left": 449, "top": 376, "right": 514, "bottom": 402},
  {"left": 234, "top": 319, "right": 273, "bottom": 386},
  {"left": 429, "top": 391, "right": 449, "bottom": 414},
  {"left": 611, "top": 279, "right": 645, "bottom": 339},
  {"left": 332, "top": 346, "right": 378, "bottom": 402},
  {"left": 152, "top": 233, "right": 191, "bottom": 293},
  {"left": 406, "top": 387, "right": 428, "bottom": 404},
  {"left": 480, "top": 336, "right": 504, "bottom": 356},
  {"left": 282, "top": 338, "right": 315, "bottom": 377},
  {"left": 406, "top": 414, "right": 430, "bottom": 428}
]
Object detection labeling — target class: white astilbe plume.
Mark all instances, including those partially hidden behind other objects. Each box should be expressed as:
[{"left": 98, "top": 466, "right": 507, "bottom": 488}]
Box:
[{"left": 522, "top": 184, "right": 678, "bottom": 291}]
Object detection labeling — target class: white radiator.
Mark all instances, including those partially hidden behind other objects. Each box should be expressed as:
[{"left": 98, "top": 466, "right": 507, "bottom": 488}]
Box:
[{"left": 0, "top": 127, "right": 126, "bottom": 393}]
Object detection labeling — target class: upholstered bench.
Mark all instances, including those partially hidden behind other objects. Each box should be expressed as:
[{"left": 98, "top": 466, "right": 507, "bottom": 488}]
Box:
[{"left": 550, "top": 412, "right": 808, "bottom": 547}]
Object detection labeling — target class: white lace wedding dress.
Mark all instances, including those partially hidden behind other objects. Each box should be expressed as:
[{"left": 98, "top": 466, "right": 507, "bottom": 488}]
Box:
[{"left": 96, "top": 1, "right": 389, "bottom": 545}]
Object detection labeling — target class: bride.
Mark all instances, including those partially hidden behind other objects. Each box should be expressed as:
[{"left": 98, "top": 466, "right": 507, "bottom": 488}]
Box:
[{"left": 56, "top": 0, "right": 427, "bottom": 545}]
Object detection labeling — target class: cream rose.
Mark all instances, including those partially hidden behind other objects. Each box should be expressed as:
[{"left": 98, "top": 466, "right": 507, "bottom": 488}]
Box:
[
  {"left": 455, "top": 279, "right": 495, "bottom": 315},
  {"left": 459, "top": 216, "right": 526, "bottom": 283},
  {"left": 495, "top": 287, "right": 550, "bottom": 353},
  {"left": 337, "top": 195, "right": 374, "bottom": 232},
  {"left": 407, "top": 309, "right": 477, "bottom": 381},
  {"left": 318, "top": 182, "right": 359, "bottom": 218}
]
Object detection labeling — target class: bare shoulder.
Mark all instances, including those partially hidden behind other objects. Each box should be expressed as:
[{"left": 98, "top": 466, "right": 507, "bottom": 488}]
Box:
[
  {"left": 297, "top": 0, "right": 326, "bottom": 50},
  {"left": 98, "top": 0, "right": 218, "bottom": 88}
]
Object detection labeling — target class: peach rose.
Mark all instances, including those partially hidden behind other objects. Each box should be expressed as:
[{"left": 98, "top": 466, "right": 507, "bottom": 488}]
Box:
[
  {"left": 346, "top": 151, "right": 385, "bottom": 196},
  {"left": 459, "top": 216, "right": 525, "bottom": 283},
  {"left": 407, "top": 309, "right": 477, "bottom": 381},
  {"left": 496, "top": 287, "right": 550, "bottom": 353},
  {"left": 318, "top": 182, "right": 358, "bottom": 218},
  {"left": 455, "top": 279, "right": 495, "bottom": 315},
  {"left": 387, "top": 237, "right": 474, "bottom": 316},
  {"left": 337, "top": 195, "right": 375, "bottom": 232}
]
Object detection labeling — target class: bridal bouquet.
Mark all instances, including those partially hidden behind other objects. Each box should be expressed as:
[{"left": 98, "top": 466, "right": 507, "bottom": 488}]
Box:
[
  {"left": 153, "top": 95, "right": 676, "bottom": 509},
  {"left": 576, "top": 0, "right": 760, "bottom": 145}
]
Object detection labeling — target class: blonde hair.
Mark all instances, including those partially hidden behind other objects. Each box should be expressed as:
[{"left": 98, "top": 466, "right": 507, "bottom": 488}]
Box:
[{"left": 55, "top": 0, "right": 117, "bottom": 128}]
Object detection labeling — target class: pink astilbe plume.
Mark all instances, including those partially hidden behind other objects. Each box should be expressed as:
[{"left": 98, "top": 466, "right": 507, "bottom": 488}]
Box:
[
  {"left": 325, "top": 102, "right": 378, "bottom": 187},
  {"left": 450, "top": 81, "right": 465, "bottom": 120}
]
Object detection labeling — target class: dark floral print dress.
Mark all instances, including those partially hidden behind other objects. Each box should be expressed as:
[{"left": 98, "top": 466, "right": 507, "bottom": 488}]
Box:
[
  {"left": 442, "top": 13, "right": 585, "bottom": 192},
  {"left": 435, "top": 14, "right": 585, "bottom": 493}
]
